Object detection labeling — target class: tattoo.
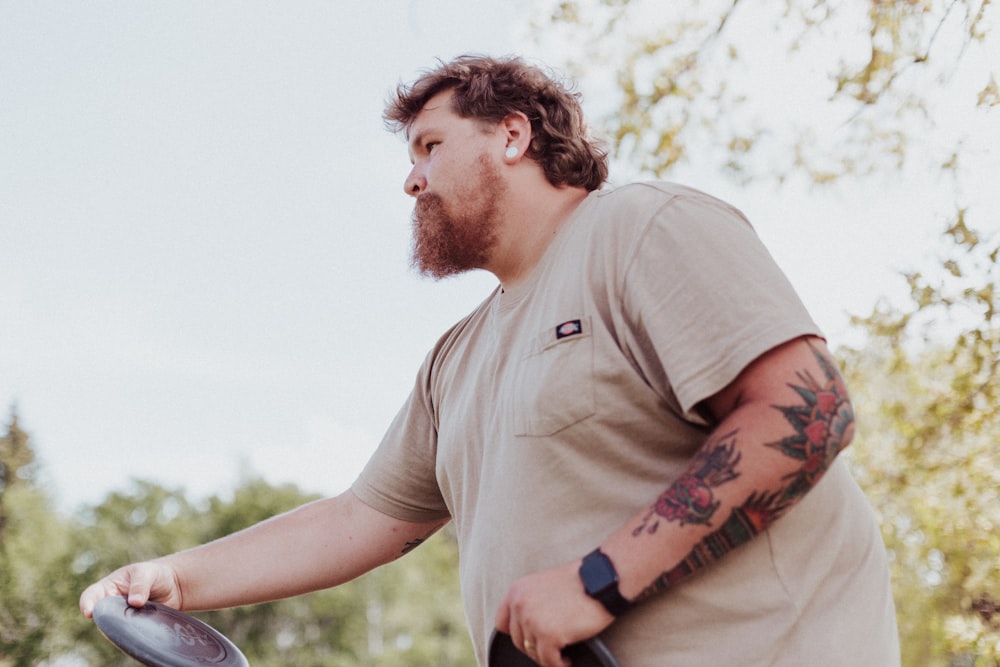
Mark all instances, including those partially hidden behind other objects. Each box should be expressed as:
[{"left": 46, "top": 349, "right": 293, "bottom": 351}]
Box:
[
  {"left": 765, "top": 343, "right": 854, "bottom": 501},
  {"left": 637, "top": 490, "right": 788, "bottom": 601},
  {"left": 633, "top": 433, "right": 741, "bottom": 536},
  {"left": 400, "top": 537, "right": 426, "bottom": 556},
  {"left": 636, "top": 343, "right": 854, "bottom": 600}
]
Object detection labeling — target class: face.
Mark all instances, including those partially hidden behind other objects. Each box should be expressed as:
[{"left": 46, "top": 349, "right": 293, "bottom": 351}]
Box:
[
  {"left": 410, "top": 155, "right": 506, "bottom": 279},
  {"left": 404, "top": 91, "right": 507, "bottom": 279}
]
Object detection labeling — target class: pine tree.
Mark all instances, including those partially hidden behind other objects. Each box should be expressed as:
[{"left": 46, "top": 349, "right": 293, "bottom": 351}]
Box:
[{"left": 0, "top": 406, "right": 36, "bottom": 544}]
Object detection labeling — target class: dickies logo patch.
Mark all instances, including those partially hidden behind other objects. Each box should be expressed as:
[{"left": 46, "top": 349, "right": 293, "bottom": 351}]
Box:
[{"left": 555, "top": 319, "right": 583, "bottom": 339}]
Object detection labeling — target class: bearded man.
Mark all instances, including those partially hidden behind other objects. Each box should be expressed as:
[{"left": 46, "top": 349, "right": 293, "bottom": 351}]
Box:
[{"left": 81, "top": 55, "right": 900, "bottom": 666}]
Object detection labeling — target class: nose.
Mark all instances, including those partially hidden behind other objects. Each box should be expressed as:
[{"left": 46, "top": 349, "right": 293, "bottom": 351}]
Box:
[{"left": 403, "top": 166, "right": 426, "bottom": 197}]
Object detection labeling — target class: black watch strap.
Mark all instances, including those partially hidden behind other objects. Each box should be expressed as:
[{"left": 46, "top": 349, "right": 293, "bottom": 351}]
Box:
[{"left": 579, "top": 548, "right": 633, "bottom": 617}]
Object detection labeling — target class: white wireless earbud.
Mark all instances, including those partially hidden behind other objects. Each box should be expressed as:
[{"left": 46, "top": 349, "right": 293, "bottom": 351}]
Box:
[{"left": 505, "top": 146, "right": 519, "bottom": 159}]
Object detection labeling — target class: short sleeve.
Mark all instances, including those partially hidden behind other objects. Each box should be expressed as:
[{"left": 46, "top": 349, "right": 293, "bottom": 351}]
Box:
[
  {"left": 351, "top": 358, "right": 451, "bottom": 523},
  {"left": 620, "top": 185, "right": 823, "bottom": 419}
]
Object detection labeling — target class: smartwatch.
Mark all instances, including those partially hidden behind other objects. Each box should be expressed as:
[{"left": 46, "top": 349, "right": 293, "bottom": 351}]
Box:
[{"left": 579, "top": 548, "right": 633, "bottom": 617}]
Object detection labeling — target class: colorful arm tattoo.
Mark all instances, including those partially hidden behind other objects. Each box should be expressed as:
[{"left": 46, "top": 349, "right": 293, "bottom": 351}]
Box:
[
  {"left": 632, "top": 431, "right": 741, "bottom": 536},
  {"left": 764, "top": 347, "right": 855, "bottom": 501},
  {"left": 635, "top": 343, "right": 854, "bottom": 602}
]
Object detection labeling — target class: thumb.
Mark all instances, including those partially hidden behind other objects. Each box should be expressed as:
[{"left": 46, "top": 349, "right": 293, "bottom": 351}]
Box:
[{"left": 125, "top": 565, "right": 156, "bottom": 608}]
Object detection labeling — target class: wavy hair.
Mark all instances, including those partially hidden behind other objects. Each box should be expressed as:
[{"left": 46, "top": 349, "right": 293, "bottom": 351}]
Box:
[{"left": 384, "top": 55, "right": 608, "bottom": 192}]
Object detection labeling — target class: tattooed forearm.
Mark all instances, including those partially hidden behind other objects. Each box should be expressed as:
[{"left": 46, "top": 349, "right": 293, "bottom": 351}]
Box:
[
  {"left": 633, "top": 432, "right": 742, "bottom": 537},
  {"left": 636, "top": 489, "right": 789, "bottom": 601},
  {"left": 635, "top": 342, "right": 855, "bottom": 598}
]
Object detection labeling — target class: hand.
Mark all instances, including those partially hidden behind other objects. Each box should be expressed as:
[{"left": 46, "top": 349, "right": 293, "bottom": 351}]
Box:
[
  {"left": 79, "top": 561, "right": 182, "bottom": 618},
  {"left": 495, "top": 560, "right": 615, "bottom": 667}
]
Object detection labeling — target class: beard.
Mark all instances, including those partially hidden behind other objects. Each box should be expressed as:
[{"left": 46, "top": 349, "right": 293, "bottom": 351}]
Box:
[{"left": 410, "top": 154, "right": 505, "bottom": 279}]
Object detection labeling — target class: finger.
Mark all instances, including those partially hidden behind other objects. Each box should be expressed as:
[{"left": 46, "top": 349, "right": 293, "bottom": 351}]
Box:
[
  {"left": 538, "top": 641, "right": 570, "bottom": 667},
  {"left": 497, "top": 586, "right": 529, "bottom": 651},
  {"left": 497, "top": 589, "right": 535, "bottom": 655},
  {"left": 509, "top": 623, "right": 526, "bottom": 656},
  {"left": 79, "top": 572, "right": 129, "bottom": 618},
  {"left": 79, "top": 583, "right": 104, "bottom": 618},
  {"left": 125, "top": 566, "right": 156, "bottom": 608},
  {"left": 494, "top": 597, "right": 512, "bottom": 635}
]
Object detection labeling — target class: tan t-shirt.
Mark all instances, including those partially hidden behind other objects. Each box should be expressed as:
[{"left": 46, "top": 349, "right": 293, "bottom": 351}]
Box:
[{"left": 353, "top": 182, "right": 899, "bottom": 665}]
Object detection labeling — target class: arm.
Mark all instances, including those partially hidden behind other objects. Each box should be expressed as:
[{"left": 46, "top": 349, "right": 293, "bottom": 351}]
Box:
[
  {"left": 496, "top": 335, "right": 854, "bottom": 666},
  {"left": 611, "top": 335, "right": 853, "bottom": 599},
  {"left": 80, "top": 489, "right": 448, "bottom": 616}
]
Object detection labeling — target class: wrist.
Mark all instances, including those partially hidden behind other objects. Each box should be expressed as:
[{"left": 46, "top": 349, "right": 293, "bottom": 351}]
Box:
[{"left": 579, "top": 548, "right": 633, "bottom": 617}]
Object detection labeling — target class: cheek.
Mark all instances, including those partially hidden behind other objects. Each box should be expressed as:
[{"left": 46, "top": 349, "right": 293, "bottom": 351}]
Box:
[{"left": 425, "top": 159, "right": 457, "bottom": 193}]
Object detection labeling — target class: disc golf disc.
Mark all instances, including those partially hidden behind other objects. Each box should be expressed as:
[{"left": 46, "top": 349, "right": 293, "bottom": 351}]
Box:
[
  {"left": 488, "top": 630, "right": 620, "bottom": 667},
  {"left": 92, "top": 595, "right": 248, "bottom": 667}
]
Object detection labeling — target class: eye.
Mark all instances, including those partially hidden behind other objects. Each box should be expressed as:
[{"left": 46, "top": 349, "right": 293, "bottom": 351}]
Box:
[{"left": 425, "top": 141, "right": 440, "bottom": 153}]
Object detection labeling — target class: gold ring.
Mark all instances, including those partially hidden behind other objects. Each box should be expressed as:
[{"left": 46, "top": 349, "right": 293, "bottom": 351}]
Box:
[{"left": 524, "top": 640, "right": 536, "bottom": 652}]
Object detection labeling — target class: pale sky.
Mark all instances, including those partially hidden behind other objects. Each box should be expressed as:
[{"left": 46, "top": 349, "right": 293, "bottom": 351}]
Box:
[{"left": 2, "top": 1, "right": 996, "bottom": 515}]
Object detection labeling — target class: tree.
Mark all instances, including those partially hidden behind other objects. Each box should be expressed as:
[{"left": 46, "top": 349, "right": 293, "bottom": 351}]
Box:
[
  {"left": 66, "top": 480, "right": 211, "bottom": 666},
  {"left": 192, "top": 478, "right": 368, "bottom": 667},
  {"left": 0, "top": 406, "right": 37, "bottom": 543},
  {"left": 0, "top": 484, "right": 76, "bottom": 667},
  {"left": 527, "top": 0, "right": 996, "bottom": 189},
  {"left": 191, "top": 477, "right": 474, "bottom": 666},
  {"left": 360, "top": 526, "right": 474, "bottom": 667},
  {"left": 0, "top": 453, "right": 472, "bottom": 666},
  {"left": 0, "top": 409, "right": 79, "bottom": 667},
  {"left": 842, "top": 218, "right": 999, "bottom": 665},
  {"left": 66, "top": 476, "right": 474, "bottom": 666}
]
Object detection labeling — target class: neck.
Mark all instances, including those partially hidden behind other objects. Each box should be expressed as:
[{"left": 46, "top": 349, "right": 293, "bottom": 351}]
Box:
[{"left": 487, "top": 184, "right": 590, "bottom": 289}]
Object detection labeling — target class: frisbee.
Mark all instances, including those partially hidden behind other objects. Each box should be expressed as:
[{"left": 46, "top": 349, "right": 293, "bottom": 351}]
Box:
[
  {"left": 92, "top": 596, "right": 248, "bottom": 667},
  {"left": 488, "top": 630, "right": 620, "bottom": 667}
]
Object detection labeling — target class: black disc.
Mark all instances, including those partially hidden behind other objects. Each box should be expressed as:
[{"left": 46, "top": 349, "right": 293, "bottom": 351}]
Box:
[
  {"left": 488, "top": 630, "right": 619, "bottom": 667},
  {"left": 92, "top": 596, "right": 248, "bottom": 667}
]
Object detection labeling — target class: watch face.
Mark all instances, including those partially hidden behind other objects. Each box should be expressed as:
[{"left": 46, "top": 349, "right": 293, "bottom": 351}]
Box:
[
  {"left": 580, "top": 549, "right": 633, "bottom": 618},
  {"left": 581, "top": 550, "right": 618, "bottom": 593}
]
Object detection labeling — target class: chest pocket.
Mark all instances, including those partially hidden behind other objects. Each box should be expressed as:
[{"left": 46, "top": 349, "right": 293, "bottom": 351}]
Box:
[{"left": 513, "top": 316, "right": 596, "bottom": 437}]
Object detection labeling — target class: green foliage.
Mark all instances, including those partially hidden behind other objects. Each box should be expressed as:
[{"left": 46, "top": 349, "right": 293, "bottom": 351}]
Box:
[
  {"left": 66, "top": 481, "right": 210, "bottom": 666},
  {"left": 0, "top": 426, "right": 472, "bottom": 667},
  {"left": 0, "top": 485, "right": 78, "bottom": 667},
  {"left": 65, "top": 476, "right": 472, "bottom": 666},
  {"left": 840, "top": 220, "right": 1000, "bottom": 665},
  {"left": 0, "top": 410, "right": 79, "bottom": 667},
  {"left": 360, "top": 527, "right": 473, "bottom": 667},
  {"left": 190, "top": 526, "right": 473, "bottom": 667},
  {"left": 529, "top": 0, "right": 996, "bottom": 186},
  {"left": 0, "top": 409, "right": 35, "bottom": 484},
  {"left": 0, "top": 407, "right": 36, "bottom": 543},
  {"left": 186, "top": 478, "right": 369, "bottom": 667}
]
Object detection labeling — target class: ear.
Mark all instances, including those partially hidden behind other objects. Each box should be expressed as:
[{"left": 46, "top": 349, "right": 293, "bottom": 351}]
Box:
[{"left": 499, "top": 111, "right": 531, "bottom": 163}]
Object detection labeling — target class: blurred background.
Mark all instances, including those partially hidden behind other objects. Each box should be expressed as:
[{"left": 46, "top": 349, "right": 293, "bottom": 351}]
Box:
[{"left": 1, "top": 1, "right": 997, "bottom": 664}]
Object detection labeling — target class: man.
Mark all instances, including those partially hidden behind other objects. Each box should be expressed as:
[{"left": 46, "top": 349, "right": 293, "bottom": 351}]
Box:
[{"left": 80, "top": 55, "right": 899, "bottom": 666}]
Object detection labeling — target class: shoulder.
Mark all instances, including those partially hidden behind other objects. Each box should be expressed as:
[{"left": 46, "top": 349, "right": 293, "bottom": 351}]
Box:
[
  {"left": 590, "top": 180, "right": 728, "bottom": 203},
  {"left": 577, "top": 181, "right": 756, "bottom": 252},
  {"left": 585, "top": 181, "right": 678, "bottom": 218},
  {"left": 593, "top": 181, "right": 750, "bottom": 222}
]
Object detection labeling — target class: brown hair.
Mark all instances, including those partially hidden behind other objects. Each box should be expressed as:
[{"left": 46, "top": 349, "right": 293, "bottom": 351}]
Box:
[{"left": 384, "top": 55, "right": 608, "bottom": 192}]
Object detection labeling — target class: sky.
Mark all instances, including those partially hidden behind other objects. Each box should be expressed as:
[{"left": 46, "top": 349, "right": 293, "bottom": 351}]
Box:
[{"left": 2, "top": 1, "right": 997, "bottom": 515}]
